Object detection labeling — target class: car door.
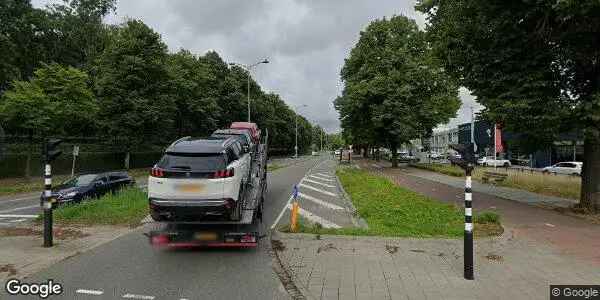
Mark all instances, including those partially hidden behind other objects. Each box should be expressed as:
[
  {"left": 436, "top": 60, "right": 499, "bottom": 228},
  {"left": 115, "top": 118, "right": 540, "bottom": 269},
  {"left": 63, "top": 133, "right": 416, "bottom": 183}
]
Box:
[
  {"left": 561, "top": 163, "right": 576, "bottom": 175},
  {"left": 92, "top": 175, "right": 109, "bottom": 197}
]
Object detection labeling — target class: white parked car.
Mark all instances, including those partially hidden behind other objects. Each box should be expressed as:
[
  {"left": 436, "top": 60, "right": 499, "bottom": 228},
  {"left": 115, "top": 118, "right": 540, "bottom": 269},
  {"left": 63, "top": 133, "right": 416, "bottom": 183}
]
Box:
[
  {"left": 429, "top": 152, "right": 443, "bottom": 160},
  {"left": 542, "top": 162, "right": 582, "bottom": 176},
  {"left": 147, "top": 136, "right": 251, "bottom": 221},
  {"left": 477, "top": 156, "right": 511, "bottom": 167}
]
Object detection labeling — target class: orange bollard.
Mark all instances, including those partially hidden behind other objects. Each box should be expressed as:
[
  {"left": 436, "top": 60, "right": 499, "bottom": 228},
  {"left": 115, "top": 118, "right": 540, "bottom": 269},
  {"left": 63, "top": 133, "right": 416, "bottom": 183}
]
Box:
[{"left": 290, "top": 202, "right": 299, "bottom": 232}]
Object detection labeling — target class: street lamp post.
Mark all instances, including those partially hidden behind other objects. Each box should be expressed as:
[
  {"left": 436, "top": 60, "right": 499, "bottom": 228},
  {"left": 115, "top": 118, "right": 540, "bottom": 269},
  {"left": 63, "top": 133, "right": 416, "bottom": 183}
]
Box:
[
  {"left": 294, "top": 104, "right": 308, "bottom": 158},
  {"left": 229, "top": 59, "right": 269, "bottom": 122}
]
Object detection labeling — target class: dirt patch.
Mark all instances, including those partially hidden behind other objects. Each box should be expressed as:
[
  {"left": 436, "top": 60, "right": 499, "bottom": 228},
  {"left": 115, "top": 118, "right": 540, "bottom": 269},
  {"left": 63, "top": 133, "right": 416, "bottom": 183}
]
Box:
[
  {"left": 272, "top": 239, "right": 286, "bottom": 251},
  {"left": 385, "top": 244, "right": 399, "bottom": 254},
  {"left": 0, "top": 264, "right": 17, "bottom": 276},
  {"left": 316, "top": 243, "right": 338, "bottom": 254},
  {"left": 410, "top": 249, "right": 426, "bottom": 253},
  {"left": 474, "top": 223, "right": 505, "bottom": 238},
  {"left": 0, "top": 227, "right": 90, "bottom": 240},
  {"left": 485, "top": 253, "right": 504, "bottom": 262}
]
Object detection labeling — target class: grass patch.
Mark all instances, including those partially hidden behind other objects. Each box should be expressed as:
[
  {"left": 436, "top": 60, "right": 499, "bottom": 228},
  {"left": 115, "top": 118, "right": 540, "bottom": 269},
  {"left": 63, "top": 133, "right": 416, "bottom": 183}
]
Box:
[
  {"left": 46, "top": 187, "right": 148, "bottom": 226},
  {"left": 411, "top": 163, "right": 580, "bottom": 200},
  {"left": 267, "top": 163, "right": 285, "bottom": 172},
  {"left": 281, "top": 168, "right": 502, "bottom": 238},
  {"left": 0, "top": 168, "right": 149, "bottom": 197}
]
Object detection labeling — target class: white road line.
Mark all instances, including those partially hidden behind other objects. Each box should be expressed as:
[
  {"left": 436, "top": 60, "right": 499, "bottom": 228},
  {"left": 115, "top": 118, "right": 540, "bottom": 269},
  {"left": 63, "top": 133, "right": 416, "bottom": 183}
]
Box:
[
  {"left": 8, "top": 218, "right": 26, "bottom": 223},
  {"left": 0, "top": 214, "right": 38, "bottom": 218},
  {"left": 270, "top": 158, "right": 329, "bottom": 230},
  {"left": 299, "top": 183, "right": 337, "bottom": 197},
  {"left": 76, "top": 289, "right": 104, "bottom": 295},
  {"left": 0, "top": 205, "right": 39, "bottom": 214},
  {"left": 0, "top": 195, "right": 39, "bottom": 203},
  {"left": 287, "top": 204, "right": 341, "bottom": 229},
  {"left": 309, "top": 175, "right": 335, "bottom": 182},
  {"left": 302, "top": 178, "right": 335, "bottom": 188},
  {"left": 271, "top": 193, "right": 295, "bottom": 230},
  {"left": 298, "top": 193, "right": 344, "bottom": 210},
  {"left": 315, "top": 173, "right": 334, "bottom": 178},
  {"left": 122, "top": 294, "right": 155, "bottom": 300},
  {"left": 0, "top": 223, "right": 11, "bottom": 226},
  {"left": 545, "top": 223, "right": 556, "bottom": 227}
]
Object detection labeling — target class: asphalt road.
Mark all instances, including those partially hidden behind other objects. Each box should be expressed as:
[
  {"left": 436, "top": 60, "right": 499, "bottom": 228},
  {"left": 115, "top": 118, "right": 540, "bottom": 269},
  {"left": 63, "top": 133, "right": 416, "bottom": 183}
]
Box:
[{"left": 4, "top": 156, "right": 324, "bottom": 300}]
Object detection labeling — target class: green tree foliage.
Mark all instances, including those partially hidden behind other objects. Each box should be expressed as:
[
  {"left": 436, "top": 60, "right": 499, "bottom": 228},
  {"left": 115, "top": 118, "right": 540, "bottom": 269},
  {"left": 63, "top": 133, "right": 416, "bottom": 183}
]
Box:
[
  {"left": 336, "top": 15, "right": 460, "bottom": 167},
  {"left": 0, "top": 2, "right": 315, "bottom": 156},
  {"left": 417, "top": 0, "right": 600, "bottom": 211},
  {"left": 0, "top": 63, "right": 98, "bottom": 136},
  {"left": 92, "top": 19, "right": 175, "bottom": 142}
]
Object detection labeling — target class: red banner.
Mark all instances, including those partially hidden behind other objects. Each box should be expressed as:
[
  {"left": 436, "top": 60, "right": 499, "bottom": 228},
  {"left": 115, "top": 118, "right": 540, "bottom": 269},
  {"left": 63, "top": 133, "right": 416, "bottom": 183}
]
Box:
[{"left": 495, "top": 124, "right": 504, "bottom": 153}]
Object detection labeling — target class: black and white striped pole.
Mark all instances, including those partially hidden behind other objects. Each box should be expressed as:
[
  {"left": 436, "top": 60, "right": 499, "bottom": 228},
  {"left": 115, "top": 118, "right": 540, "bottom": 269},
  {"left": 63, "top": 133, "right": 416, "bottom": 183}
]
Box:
[
  {"left": 449, "top": 143, "right": 476, "bottom": 280},
  {"left": 43, "top": 139, "right": 62, "bottom": 248},
  {"left": 464, "top": 166, "right": 474, "bottom": 280}
]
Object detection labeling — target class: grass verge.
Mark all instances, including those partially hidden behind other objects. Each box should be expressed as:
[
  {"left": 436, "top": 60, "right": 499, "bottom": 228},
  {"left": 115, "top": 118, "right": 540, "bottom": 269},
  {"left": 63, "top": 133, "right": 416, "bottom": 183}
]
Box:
[
  {"left": 40, "top": 187, "right": 148, "bottom": 226},
  {"left": 281, "top": 168, "right": 502, "bottom": 238},
  {"left": 0, "top": 168, "right": 149, "bottom": 197},
  {"left": 267, "top": 163, "right": 285, "bottom": 172},
  {"left": 411, "top": 163, "right": 580, "bottom": 200}
]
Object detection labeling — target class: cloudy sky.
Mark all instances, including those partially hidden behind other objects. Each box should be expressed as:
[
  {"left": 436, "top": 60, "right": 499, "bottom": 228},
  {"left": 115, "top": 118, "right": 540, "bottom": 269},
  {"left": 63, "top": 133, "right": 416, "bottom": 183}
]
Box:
[{"left": 33, "top": 0, "right": 482, "bottom": 133}]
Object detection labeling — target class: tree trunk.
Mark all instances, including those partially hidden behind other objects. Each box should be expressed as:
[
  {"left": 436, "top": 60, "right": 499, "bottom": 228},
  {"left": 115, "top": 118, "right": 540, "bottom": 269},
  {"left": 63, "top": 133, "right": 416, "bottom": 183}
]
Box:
[
  {"left": 124, "top": 151, "right": 130, "bottom": 170},
  {"left": 391, "top": 143, "right": 398, "bottom": 168},
  {"left": 580, "top": 132, "right": 600, "bottom": 212},
  {"left": 363, "top": 145, "right": 369, "bottom": 158}
]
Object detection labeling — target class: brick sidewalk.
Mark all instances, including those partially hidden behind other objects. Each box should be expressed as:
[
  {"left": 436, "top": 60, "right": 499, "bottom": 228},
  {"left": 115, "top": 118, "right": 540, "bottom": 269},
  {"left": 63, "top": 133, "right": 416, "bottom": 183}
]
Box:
[{"left": 274, "top": 232, "right": 600, "bottom": 300}]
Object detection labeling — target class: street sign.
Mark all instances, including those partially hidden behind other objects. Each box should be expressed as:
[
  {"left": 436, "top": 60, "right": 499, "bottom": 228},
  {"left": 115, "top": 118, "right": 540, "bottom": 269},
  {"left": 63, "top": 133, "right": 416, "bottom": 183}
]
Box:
[{"left": 73, "top": 145, "right": 79, "bottom": 156}]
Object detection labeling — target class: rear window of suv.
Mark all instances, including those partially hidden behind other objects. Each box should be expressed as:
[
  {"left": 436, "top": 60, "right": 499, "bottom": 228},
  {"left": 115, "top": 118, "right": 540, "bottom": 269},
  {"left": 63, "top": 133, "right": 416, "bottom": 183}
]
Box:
[{"left": 157, "top": 153, "right": 226, "bottom": 172}]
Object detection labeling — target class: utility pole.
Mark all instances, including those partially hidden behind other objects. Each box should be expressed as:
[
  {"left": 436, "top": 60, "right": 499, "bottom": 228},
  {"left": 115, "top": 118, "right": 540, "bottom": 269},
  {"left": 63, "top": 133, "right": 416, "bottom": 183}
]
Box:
[
  {"left": 229, "top": 59, "right": 269, "bottom": 122},
  {"left": 294, "top": 104, "right": 308, "bottom": 158},
  {"left": 470, "top": 106, "right": 477, "bottom": 154}
]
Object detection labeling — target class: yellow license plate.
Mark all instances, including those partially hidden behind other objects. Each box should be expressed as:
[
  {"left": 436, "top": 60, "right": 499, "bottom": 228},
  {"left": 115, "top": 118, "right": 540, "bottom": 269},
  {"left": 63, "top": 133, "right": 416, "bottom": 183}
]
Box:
[
  {"left": 195, "top": 232, "right": 218, "bottom": 241},
  {"left": 177, "top": 184, "right": 203, "bottom": 192}
]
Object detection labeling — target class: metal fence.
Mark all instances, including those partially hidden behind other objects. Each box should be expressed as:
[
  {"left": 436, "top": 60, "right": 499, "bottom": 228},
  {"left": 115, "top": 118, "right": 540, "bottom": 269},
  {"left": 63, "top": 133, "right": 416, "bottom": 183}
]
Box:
[{"left": 0, "top": 135, "right": 170, "bottom": 179}]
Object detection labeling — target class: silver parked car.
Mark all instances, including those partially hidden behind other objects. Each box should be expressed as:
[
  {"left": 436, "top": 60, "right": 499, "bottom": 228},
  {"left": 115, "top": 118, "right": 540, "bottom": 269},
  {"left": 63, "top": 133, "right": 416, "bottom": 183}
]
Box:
[{"left": 542, "top": 162, "right": 582, "bottom": 176}]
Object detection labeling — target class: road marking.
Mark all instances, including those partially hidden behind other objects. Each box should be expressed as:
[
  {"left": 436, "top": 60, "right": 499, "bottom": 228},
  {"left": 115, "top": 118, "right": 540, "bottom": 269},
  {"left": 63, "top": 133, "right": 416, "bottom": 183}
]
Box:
[
  {"left": 122, "top": 294, "right": 155, "bottom": 300},
  {"left": 271, "top": 193, "right": 295, "bottom": 230},
  {"left": 309, "top": 174, "right": 335, "bottom": 182},
  {"left": 298, "top": 192, "right": 344, "bottom": 210},
  {"left": 0, "top": 205, "right": 39, "bottom": 214},
  {"left": 299, "top": 183, "right": 336, "bottom": 197},
  {"left": 287, "top": 204, "right": 341, "bottom": 229},
  {"left": 270, "top": 158, "right": 329, "bottom": 230},
  {"left": 8, "top": 218, "right": 26, "bottom": 223},
  {"left": 0, "top": 214, "right": 38, "bottom": 218},
  {"left": 0, "top": 195, "right": 39, "bottom": 203},
  {"left": 77, "top": 289, "right": 104, "bottom": 295},
  {"left": 315, "top": 173, "right": 334, "bottom": 178},
  {"left": 302, "top": 178, "right": 335, "bottom": 188},
  {"left": 545, "top": 223, "right": 555, "bottom": 227}
]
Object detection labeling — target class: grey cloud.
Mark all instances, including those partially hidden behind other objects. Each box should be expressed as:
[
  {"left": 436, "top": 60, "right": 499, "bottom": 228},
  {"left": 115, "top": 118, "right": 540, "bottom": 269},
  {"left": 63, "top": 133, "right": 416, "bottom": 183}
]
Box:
[{"left": 32, "top": 0, "right": 475, "bottom": 133}]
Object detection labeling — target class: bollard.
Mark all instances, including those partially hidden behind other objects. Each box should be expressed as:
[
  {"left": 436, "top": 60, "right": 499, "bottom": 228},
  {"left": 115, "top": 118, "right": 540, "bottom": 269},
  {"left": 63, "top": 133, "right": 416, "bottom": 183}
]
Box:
[
  {"left": 464, "top": 168, "right": 474, "bottom": 280},
  {"left": 290, "top": 202, "right": 299, "bottom": 232},
  {"left": 43, "top": 163, "right": 53, "bottom": 247}
]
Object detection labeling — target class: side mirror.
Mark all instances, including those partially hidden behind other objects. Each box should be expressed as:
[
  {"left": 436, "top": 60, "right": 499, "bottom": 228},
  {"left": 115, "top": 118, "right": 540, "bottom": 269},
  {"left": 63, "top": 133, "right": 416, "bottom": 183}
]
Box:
[{"left": 94, "top": 181, "right": 105, "bottom": 187}]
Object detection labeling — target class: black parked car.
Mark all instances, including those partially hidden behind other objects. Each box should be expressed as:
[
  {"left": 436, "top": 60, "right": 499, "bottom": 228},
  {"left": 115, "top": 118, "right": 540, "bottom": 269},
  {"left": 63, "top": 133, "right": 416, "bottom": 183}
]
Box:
[{"left": 41, "top": 171, "right": 135, "bottom": 204}]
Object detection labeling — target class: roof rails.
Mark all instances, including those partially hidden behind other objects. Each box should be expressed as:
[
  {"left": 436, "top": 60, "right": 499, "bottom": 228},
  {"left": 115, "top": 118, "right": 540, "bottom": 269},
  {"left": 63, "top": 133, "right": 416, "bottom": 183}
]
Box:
[{"left": 168, "top": 136, "right": 192, "bottom": 149}]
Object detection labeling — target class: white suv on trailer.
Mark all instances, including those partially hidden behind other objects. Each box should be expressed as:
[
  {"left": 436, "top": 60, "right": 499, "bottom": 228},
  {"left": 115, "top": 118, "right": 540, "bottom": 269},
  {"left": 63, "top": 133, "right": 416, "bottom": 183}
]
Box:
[{"left": 147, "top": 136, "right": 251, "bottom": 221}]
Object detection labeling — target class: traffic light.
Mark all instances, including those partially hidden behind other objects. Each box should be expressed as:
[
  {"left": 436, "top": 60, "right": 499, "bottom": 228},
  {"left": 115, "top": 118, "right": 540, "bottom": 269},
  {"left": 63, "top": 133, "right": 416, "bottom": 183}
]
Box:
[
  {"left": 449, "top": 143, "right": 476, "bottom": 170},
  {"left": 44, "top": 139, "right": 63, "bottom": 163}
]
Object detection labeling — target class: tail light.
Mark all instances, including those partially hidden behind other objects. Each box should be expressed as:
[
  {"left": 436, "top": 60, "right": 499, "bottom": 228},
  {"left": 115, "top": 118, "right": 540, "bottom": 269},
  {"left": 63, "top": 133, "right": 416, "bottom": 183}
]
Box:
[
  {"left": 150, "top": 167, "right": 164, "bottom": 177},
  {"left": 151, "top": 234, "right": 169, "bottom": 245},
  {"left": 213, "top": 168, "right": 235, "bottom": 179}
]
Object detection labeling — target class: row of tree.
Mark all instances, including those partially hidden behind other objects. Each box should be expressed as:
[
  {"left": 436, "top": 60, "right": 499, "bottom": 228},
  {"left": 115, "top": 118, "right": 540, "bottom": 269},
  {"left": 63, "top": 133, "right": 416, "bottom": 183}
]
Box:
[
  {"left": 0, "top": 0, "right": 324, "bottom": 158},
  {"left": 336, "top": 2, "right": 600, "bottom": 211}
]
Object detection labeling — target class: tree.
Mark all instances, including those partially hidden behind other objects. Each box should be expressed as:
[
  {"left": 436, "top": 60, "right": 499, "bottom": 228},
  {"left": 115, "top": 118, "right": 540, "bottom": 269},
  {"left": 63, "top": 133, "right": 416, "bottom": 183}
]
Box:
[
  {"left": 0, "top": 63, "right": 97, "bottom": 177},
  {"left": 418, "top": 0, "right": 600, "bottom": 211},
  {"left": 336, "top": 15, "right": 460, "bottom": 167},
  {"left": 93, "top": 19, "right": 175, "bottom": 144}
]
